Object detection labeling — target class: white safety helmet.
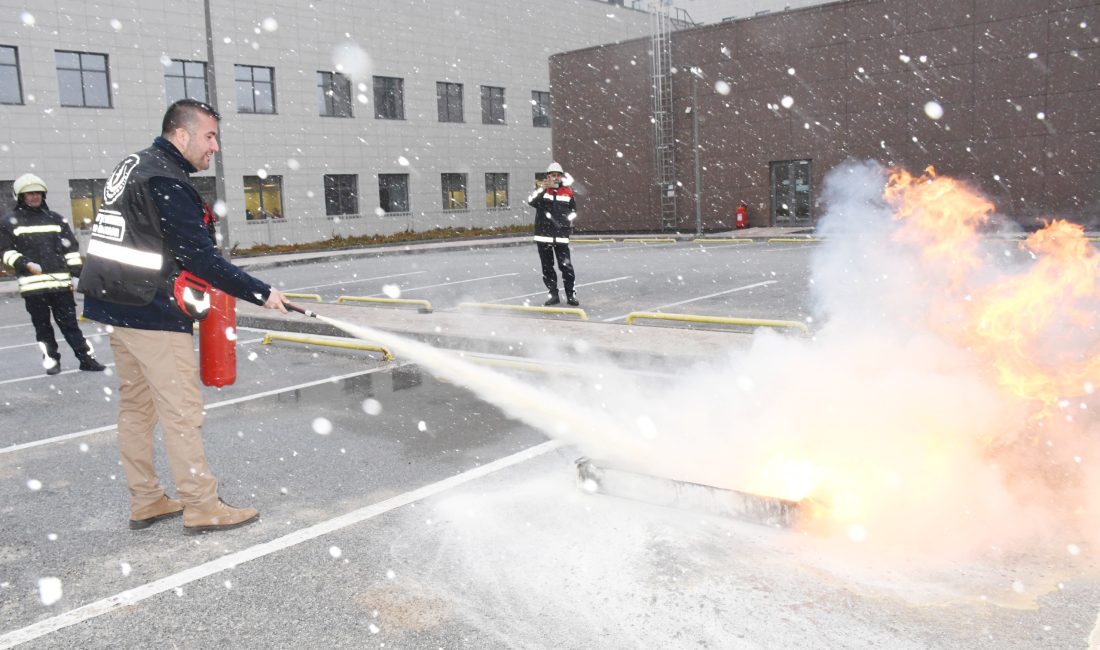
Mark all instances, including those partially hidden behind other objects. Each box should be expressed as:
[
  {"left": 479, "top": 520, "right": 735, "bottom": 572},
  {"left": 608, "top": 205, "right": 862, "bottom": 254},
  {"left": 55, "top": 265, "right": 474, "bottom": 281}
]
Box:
[
  {"left": 13, "top": 173, "right": 48, "bottom": 198},
  {"left": 546, "top": 162, "right": 564, "bottom": 174}
]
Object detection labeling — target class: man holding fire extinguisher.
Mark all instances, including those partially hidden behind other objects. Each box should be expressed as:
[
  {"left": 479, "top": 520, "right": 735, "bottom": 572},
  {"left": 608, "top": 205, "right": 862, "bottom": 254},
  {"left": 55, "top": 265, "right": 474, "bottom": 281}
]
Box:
[{"left": 81, "top": 99, "right": 288, "bottom": 535}]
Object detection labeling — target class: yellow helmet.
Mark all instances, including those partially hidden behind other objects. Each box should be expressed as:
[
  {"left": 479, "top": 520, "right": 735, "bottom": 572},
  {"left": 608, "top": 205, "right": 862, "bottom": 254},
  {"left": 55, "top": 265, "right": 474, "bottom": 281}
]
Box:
[{"left": 13, "top": 173, "right": 48, "bottom": 197}]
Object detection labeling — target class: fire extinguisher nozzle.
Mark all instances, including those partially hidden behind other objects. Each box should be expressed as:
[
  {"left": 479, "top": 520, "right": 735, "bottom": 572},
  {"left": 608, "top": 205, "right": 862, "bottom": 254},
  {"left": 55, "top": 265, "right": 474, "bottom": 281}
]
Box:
[{"left": 284, "top": 302, "right": 318, "bottom": 318}]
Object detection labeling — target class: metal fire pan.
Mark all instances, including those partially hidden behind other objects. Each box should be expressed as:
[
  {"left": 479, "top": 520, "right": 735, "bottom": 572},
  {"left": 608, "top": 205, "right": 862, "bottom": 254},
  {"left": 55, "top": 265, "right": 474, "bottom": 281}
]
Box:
[{"left": 575, "top": 457, "right": 802, "bottom": 528}]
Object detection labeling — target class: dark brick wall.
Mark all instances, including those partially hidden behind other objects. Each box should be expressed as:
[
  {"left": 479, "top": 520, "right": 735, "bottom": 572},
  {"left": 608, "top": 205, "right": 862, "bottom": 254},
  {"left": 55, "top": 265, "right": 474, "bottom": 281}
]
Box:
[{"left": 551, "top": 0, "right": 1099, "bottom": 231}]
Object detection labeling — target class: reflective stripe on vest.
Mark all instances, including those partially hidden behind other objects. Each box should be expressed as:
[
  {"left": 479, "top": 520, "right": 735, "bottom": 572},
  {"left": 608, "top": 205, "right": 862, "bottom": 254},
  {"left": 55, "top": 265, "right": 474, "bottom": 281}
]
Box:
[
  {"left": 65, "top": 252, "right": 82, "bottom": 265},
  {"left": 3, "top": 250, "right": 22, "bottom": 266},
  {"left": 86, "top": 238, "right": 164, "bottom": 270},
  {"left": 12, "top": 224, "right": 63, "bottom": 236}
]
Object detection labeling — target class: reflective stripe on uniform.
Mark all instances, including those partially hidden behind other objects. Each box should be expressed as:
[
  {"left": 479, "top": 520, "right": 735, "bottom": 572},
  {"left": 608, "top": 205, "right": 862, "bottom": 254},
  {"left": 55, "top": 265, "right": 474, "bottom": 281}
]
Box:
[
  {"left": 12, "top": 225, "right": 63, "bottom": 236},
  {"left": 3, "top": 250, "right": 22, "bottom": 266},
  {"left": 86, "top": 238, "right": 164, "bottom": 270},
  {"left": 65, "top": 252, "right": 82, "bottom": 265},
  {"left": 533, "top": 235, "right": 569, "bottom": 244},
  {"left": 554, "top": 195, "right": 572, "bottom": 202},
  {"left": 18, "top": 274, "right": 72, "bottom": 291}
]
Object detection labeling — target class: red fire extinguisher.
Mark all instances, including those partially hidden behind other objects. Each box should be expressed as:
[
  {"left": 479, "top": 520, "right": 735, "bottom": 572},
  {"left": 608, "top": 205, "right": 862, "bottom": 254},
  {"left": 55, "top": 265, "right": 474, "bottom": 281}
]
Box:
[
  {"left": 200, "top": 288, "right": 237, "bottom": 387},
  {"left": 736, "top": 202, "right": 748, "bottom": 229}
]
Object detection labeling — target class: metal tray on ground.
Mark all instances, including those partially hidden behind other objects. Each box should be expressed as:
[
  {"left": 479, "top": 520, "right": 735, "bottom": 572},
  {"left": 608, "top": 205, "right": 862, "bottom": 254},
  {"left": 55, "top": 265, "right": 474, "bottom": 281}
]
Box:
[{"left": 575, "top": 457, "right": 803, "bottom": 528}]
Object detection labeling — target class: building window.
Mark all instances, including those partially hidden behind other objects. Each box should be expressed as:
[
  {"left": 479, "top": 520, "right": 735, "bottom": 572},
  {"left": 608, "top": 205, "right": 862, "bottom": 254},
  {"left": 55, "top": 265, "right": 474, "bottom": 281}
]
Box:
[
  {"left": 318, "top": 71, "right": 352, "bottom": 118},
  {"left": 437, "top": 82, "right": 463, "bottom": 123},
  {"left": 0, "top": 180, "right": 14, "bottom": 212},
  {"left": 0, "top": 46, "right": 23, "bottom": 105},
  {"left": 481, "top": 86, "right": 505, "bottom": 125},
  {"left": 531, "top": 90, "right": 551, "bottom": 128},
  {"left": 235, "top": 65, "right": 275, "bottom": 114},
  {"left": 373, "top": 76, "right": 404, "bottom": 120},
  {"left": 441, "top": 173, "right": 467, "bottom": 211},
  {"left": 165, "top": 59, "right": 207, "bottom": 104},
  {"left": 243, "top": 175, "right": 284, "bottom": 220},
  {"left": 485, "top": 173, "right": 509, "bottom": 208},
  {"left": 69, "top": 179, "right": 106, "bottom": 231},
  {"left": 378, "top": 174, "right": 409, "bottom": 213},
  {"left": 56, "top": 51, "right": 111, "bottom": 108},
  {"left": 324, "top": 174, "right": 359, "bottom": 216}
]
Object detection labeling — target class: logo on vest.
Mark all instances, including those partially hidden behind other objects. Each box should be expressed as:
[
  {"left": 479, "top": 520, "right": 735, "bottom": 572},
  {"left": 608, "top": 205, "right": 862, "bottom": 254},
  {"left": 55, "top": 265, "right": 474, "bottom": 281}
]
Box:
[
  {"left": 91, "top": 209, "right": 126, "bottom": 242},
  {"left": 104, "top": 154, "right": 139, "bottom": 205}
]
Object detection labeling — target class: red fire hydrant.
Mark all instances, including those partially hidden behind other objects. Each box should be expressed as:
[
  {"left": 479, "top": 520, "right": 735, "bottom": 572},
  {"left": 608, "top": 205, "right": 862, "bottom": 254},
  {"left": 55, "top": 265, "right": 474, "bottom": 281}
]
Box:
[{"left": 735, "top": 202, "right": 748, "bottom": 229}]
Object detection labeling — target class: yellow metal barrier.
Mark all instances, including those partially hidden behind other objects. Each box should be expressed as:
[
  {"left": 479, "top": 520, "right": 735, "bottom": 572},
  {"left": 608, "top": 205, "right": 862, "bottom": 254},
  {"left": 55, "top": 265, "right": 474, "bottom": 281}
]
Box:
[
  {"left": 336, "top": 296, "right": 433, "bottom": 313},
  {"left": 571, "top": 238, "right": 617, "bottom": 243},
  {"left": 624, "top": 312, "right": 809, "bottom": 334},
  {"left": 767, "top": 238, "right": 821, "bottom": 243},
  {"left": 282, "top": 293, "right": 323, "bottom": 302},
  {"left": 261, "top": 332, "right": 394, "bottom": 361},
  {"left": 457, "top": 302, "right": 588, "bottom": 321},
  {"left": 623, "top": 238, "right": 677, "bottom": 244},
  {"left": 693, "top": 238, "right": 754, "bottom": 243}
]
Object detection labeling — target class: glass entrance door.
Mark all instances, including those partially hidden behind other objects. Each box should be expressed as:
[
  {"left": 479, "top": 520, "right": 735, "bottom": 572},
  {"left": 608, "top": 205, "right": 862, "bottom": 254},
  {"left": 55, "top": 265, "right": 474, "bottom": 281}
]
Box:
[{"left": 770, "top": 159, "right": 813, "bottom": 226}]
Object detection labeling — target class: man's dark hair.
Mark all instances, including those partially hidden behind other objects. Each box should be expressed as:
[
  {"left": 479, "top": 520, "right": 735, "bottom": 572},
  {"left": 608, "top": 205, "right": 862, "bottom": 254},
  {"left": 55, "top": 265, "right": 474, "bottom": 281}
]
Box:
[{"left": 161, "top": 99, "right": 221, "bottom": 136}]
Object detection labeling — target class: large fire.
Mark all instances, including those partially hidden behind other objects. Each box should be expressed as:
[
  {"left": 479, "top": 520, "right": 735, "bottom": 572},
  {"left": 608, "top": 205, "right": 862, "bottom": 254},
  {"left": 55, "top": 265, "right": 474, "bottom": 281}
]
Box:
[{"left": 745, "top": 165, "right": 1100, "bottom": 546}]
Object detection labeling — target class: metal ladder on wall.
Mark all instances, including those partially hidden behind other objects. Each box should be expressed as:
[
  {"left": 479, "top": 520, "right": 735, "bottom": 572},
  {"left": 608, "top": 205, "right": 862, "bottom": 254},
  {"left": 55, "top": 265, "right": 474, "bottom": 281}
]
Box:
[{"left": 650, "top": 1, "right": 677, "bottom": 231}]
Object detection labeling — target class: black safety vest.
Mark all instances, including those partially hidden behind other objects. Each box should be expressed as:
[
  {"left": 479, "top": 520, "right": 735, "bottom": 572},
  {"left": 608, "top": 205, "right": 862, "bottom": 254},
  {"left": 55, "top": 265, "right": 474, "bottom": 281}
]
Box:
[{"left": 79, "top": 144, "right": 192, "bottom": 305}]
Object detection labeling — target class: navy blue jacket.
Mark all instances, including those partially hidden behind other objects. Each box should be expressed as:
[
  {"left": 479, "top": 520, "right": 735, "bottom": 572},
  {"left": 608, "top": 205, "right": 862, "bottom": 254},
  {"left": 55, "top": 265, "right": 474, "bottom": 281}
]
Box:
[{"left": 84, "top": 137, "right": 270, "bottom": 332}]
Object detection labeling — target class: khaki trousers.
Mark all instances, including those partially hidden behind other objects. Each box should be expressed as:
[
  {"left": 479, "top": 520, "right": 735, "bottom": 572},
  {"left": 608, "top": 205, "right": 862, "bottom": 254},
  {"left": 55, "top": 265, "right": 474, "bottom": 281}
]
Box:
[{"left": 109, "top": 327, "right": 219, "bottom": 510}]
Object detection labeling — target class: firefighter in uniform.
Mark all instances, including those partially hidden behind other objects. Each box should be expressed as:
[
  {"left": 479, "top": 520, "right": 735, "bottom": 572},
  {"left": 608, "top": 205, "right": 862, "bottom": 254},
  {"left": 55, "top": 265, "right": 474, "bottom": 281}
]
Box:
[
  {"left": 80, "top": 99, "right": 288, "bottom": 534},
  {"left": 0, "top": 173, "right": 106, "bottom": 375},
  {"left": 529, "top": 162, "right": 580, "bottom": 306}
]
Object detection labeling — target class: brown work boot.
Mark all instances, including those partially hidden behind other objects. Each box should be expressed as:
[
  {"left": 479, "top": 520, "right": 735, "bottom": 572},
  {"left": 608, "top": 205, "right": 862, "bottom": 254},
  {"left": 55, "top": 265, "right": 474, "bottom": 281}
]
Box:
[
  {"left": 129, "top": 495, "right": 184, "bottom": 530},
  {"left": 183, "top": 499, "right": 259, "bottom": 535}
]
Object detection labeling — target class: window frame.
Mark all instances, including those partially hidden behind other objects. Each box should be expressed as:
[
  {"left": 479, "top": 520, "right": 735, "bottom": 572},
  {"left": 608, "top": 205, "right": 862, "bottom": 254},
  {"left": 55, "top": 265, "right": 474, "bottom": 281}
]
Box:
[
  {"left": 165, "top": 59, "right": 208, "bottom": 104},
  {"left": 318, "top": 71, "right": 353, "bottom": 118},
  {"left": 441, "top": 173, "right": 468, "bottom": 211},
  {"left": 378, "top": 174, "right": 410, "bottom": 214},
  {"left": 68, "top": 178, "right": 106, "bottom": 231},
  {"left": 0, "top": 45, "right": 24, "bottom": 105},
  {"left": 480, "top": 85, "right": 506, "bottom": 125},
  {"left": 55, "top": 50, "right": 112, "bottom": 108},
  {"left": 323, "top": 174, "right": 359, "bottom": 216},
  {"left": 372, "top": 76, "right": 405, "bottom": 120},
  {"left": 242, "top": 174, "right": 284, "bottom": 220},
  {"left": 235, "top": 64, "right": 276, "bottom": 114},
  {"left": 436, "top": 81, "right": 463, "bottom": 123},
  {"left": 531, "top": 90, "right": 551, "bottom": 128},
  {"left": 485, "top": 173, "right": 509, "bottom": 209}
]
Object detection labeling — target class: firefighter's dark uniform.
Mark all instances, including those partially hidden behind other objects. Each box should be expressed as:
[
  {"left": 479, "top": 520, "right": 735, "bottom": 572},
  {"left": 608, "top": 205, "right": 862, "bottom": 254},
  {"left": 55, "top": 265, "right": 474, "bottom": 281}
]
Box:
[
  {"left": 0, "top": 195, "right": 103, "bottom": 372},
  {"left": 528, "top": 182, "right": 578, "bottom": 303}
]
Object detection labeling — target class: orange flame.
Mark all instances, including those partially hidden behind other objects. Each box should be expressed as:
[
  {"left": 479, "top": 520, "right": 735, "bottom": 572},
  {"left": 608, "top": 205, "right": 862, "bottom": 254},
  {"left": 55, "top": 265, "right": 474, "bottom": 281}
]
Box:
[
  {"left": 747, "top": 165, "right": 1100, "bottom": 545},
  {"left": 885, "top": 166, "right": 996, "bottom": 287},
  {"left": 969, "top": 220, "right": 1100, "bottom": 409}
]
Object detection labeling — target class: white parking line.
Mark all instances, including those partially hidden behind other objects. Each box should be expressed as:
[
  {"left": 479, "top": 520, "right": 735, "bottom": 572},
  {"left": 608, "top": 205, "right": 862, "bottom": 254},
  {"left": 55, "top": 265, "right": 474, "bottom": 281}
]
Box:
[
  {"left": 602, "top": 280, "right": 779, "bottom": 322},
  {"left": 0, "top": 341, "right": 40, "bottom": 351},
  {"left": 0, "top": 337, "right": 267, "bottom": 387},
  {"left": 0, "top": 366, "right": 388, "bottom": 455},
  {"left": 0, "top": 322, "right": 32, "bottom": 330},
  {"left": 487, "top": 275, "right": 632, "bottom": 303},
  {"left": 285, "top": 270, "right": 425, "bottom": 292},
  {"left": 369, "top": 272, "right": 519, "bottom": 295},
  {"left": 0, "top": 439, "right": 560, "bottom": 649}
]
